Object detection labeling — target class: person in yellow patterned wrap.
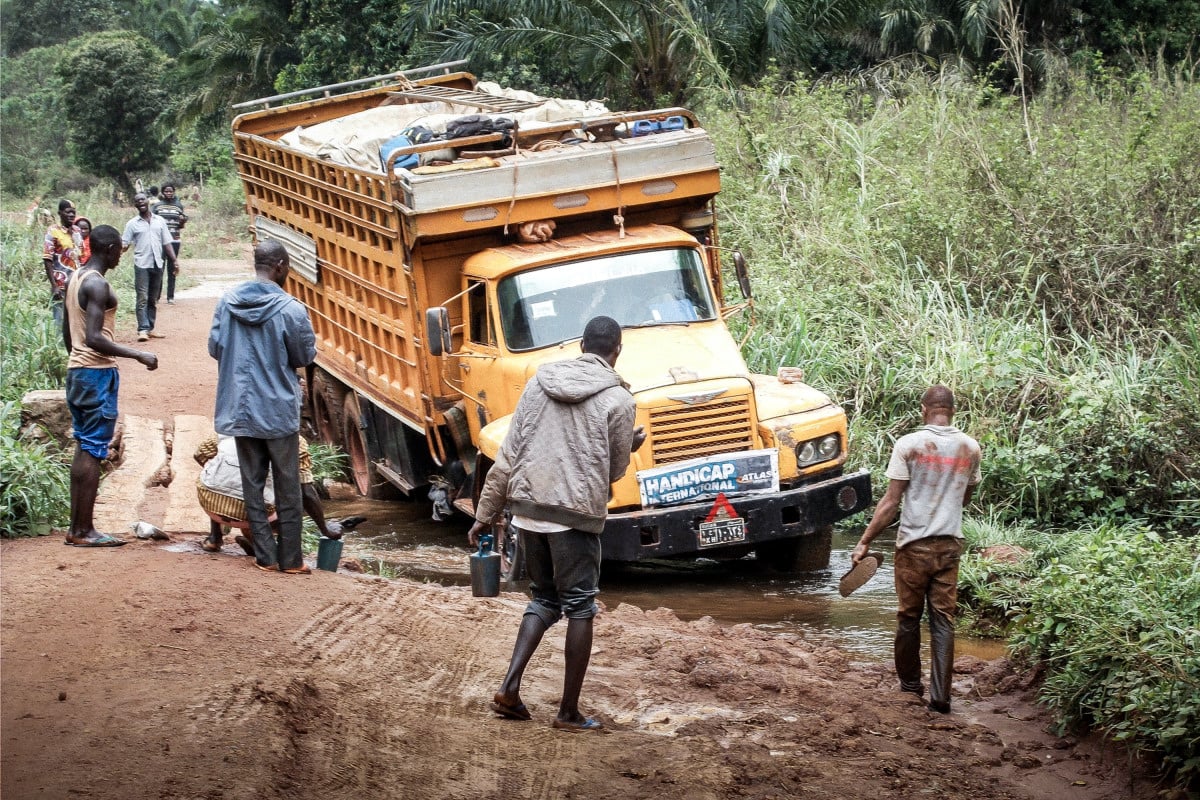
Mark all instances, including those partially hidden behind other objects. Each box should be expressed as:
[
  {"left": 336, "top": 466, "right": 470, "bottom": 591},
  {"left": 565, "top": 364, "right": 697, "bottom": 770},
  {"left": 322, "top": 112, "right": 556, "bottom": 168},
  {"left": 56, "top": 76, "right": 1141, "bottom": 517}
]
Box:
[
  {"left": 42, "top": 199, "right": 84, "bottom": 326},
  {"left": 194, "top": 434, "right": 361, "bottom": 554}
]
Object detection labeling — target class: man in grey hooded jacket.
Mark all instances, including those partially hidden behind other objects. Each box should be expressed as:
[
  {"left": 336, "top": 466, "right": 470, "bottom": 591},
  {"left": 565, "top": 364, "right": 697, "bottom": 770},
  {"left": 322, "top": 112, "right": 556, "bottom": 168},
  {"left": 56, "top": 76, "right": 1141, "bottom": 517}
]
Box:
[
  {"left": 469, "top": 316, "right": 645, "bottom": 731},
  {"left": 208, "top": 239, "right": 316, "bottom": 573}
]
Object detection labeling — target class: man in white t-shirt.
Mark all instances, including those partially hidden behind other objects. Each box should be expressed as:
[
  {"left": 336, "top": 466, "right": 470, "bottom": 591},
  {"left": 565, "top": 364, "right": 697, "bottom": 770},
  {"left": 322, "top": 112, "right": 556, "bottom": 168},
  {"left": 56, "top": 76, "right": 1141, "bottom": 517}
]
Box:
[
  {"left": 852, "top": 385, "right": 982, "bottom": 714},
  {"left": 122, "top": 192, "right": 177, "bottom": 341}
]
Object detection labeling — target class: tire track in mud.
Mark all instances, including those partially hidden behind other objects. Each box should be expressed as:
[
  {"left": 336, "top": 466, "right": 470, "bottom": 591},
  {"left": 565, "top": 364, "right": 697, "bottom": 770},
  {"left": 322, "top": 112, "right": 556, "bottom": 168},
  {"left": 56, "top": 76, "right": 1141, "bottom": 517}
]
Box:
[
  {"left": 251, "top": 579, "right": 613, "bottom": 799},
  {"left": 219, "top": 580, "right": 495, "bottom": 798},
  {"left": 264, "top": 587, "right": 407, "bottom": 798}
]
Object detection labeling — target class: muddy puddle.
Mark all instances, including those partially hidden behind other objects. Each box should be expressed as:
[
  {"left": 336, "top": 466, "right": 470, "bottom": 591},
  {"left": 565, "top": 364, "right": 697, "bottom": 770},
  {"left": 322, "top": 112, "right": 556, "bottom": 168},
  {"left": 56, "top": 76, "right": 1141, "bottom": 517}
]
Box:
[{"left": 324, "top": 492, "right": 1007, "bottom": 663}]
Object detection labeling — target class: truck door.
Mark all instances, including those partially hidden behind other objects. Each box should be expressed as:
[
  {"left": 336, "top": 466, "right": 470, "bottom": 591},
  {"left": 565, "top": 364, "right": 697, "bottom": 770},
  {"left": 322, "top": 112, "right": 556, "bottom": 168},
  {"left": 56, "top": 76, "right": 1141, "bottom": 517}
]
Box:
[{"left": 460, "top": 279, "right": 498, "bottom": 442}]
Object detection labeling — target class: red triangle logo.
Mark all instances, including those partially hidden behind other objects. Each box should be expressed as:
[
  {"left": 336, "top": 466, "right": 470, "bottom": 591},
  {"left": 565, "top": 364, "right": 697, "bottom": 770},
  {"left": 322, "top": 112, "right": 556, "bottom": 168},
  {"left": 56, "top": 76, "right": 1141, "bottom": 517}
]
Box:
[{"left": 704, "top": 492, "right": 739, "bottom": 523}]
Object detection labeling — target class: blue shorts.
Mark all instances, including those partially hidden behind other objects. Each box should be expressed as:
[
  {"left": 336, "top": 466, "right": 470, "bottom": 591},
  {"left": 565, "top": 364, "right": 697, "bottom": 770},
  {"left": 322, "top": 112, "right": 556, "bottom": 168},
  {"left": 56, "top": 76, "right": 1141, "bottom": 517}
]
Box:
[
  {"left": 520, "top": 527, "right": 601, "bottom": 626},
  {"left": 66, "top": 367, "right": 119, "bottom": 459}
]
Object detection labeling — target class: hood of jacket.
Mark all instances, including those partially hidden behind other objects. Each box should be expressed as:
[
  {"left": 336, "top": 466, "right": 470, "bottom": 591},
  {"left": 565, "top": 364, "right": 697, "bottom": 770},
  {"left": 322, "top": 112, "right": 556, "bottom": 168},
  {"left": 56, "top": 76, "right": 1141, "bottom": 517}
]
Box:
[
  {"left": 225, "top": 280, "right": 293, "bottom": 326},
  {"left": 535, "top": 352, "right": 624, "bottom": 404}
]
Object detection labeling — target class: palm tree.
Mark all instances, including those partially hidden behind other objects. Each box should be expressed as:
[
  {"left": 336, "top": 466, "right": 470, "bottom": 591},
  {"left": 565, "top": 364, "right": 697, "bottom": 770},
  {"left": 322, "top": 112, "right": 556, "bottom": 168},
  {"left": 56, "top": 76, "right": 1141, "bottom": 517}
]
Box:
[
  {"left": 174, "top": 0, "right": 301, "bottom": 124},
  {"left": 405, "top": 0, "right": 878, "bottom": 108}
]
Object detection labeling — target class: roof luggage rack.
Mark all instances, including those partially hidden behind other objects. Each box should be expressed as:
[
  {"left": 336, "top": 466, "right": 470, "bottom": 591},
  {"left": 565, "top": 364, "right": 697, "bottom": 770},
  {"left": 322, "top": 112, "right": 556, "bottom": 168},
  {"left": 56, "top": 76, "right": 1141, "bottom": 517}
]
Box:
[{"left": 385, "top": 85, "right": 542, "bottom": 114}]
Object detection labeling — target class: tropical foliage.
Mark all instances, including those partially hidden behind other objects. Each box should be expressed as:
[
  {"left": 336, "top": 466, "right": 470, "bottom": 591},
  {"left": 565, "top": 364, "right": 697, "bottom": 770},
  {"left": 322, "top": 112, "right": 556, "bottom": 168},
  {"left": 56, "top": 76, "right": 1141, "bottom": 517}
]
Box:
[
  {"left": 1008, "top": 527, "right": 1200, "bottom": 783},
  {"left": 57, "top": 31, "right": 174, "bottom": 198},
  {"left": 713, "top": 69, "right": 1200, "bottom": 531}
]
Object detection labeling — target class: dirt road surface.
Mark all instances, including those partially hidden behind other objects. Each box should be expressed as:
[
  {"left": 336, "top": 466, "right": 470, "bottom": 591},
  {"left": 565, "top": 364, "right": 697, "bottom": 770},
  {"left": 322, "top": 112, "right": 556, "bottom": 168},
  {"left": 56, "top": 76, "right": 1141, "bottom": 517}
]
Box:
[{"left": 2, "top": 256, "right": 1163, "bottom": 799}]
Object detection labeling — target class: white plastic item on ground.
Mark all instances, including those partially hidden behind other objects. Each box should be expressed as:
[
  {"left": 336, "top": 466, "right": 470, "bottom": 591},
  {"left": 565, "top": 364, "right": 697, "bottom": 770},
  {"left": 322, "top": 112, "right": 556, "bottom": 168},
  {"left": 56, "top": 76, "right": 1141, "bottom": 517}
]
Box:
[{"left": 132, "top": 521, "right": 169, "bottom": 540}]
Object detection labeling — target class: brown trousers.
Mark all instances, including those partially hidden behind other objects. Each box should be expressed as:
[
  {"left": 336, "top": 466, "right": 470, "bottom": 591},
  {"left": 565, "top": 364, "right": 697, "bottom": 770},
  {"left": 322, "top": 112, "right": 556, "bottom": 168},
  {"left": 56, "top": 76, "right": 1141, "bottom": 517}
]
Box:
[{"left": 894, "top": 536, "right": 963, "bottom": 707}]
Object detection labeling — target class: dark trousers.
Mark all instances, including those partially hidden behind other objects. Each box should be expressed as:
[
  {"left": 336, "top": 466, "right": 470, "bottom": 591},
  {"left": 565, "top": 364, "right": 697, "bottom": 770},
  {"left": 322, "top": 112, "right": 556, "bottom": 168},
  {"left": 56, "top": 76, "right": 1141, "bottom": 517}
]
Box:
[
  {"left": 166, "top": 241, "right": 180, "bottom": 300},
  {"left": 134, "top": 267, "right": 163, "bottom": 333},
  {"left": 894, "top": 536, "right": 962, "bottom": 707},
  {"left": 235, "top": 434, "right": 303, "bottom": 570},
  {"left": 521, "top": 527, "right": 602, "bottom": 626}
]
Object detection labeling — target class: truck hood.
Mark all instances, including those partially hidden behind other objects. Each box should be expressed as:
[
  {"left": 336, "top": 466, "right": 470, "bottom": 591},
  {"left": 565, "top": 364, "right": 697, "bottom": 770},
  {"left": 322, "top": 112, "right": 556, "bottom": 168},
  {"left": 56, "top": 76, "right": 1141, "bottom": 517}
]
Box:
[
  {"left": 513, "top": 322, "right": 833, "bottom": 408},
  {"left": 478, "top": 323, "right": 837, "bottom": 459},
  {"left": 606, "top": 323, "right": 749, "bottom": 392}
]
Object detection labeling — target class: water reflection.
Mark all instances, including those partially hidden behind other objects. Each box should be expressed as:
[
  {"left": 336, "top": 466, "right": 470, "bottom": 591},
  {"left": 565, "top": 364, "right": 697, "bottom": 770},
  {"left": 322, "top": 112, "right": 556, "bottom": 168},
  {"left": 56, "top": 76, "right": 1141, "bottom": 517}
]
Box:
[{"left": 325, "top": 493, "right": 1006, "bottom": 663}]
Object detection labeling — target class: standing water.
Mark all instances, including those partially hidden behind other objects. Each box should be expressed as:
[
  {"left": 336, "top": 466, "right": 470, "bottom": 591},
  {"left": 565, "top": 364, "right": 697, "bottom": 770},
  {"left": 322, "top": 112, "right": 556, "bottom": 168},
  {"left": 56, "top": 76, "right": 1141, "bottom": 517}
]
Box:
[{"left": 325, "top": 494, "right": 1006, "bottom": 663}]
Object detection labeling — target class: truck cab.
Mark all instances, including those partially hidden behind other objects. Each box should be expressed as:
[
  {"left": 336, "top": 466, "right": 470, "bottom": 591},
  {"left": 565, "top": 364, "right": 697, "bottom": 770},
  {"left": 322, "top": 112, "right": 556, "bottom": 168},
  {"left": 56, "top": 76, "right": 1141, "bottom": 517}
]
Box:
[{"left": 435, "top": 224, "right": 869, "bottom": 571}]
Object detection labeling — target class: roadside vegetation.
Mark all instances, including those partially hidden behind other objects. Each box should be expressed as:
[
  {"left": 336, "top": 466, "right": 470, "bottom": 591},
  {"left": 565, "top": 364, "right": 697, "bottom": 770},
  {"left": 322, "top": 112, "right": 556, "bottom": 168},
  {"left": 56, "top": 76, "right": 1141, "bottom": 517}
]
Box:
[
  {"left": 0, "top": 223, "right": 71, "bottom": 537},
  {"left": 712, "top": 66, "right": 1200, "bottom": 783},
  {"left": 2, "top": 0, "right": 1198, "bottom": 783}
]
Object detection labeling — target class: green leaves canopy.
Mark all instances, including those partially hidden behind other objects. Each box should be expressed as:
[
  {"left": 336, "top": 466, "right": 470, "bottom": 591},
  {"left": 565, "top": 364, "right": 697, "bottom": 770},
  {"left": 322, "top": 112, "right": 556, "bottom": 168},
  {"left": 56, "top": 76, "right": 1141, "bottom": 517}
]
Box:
[{"left": 57, "top": 31, "right": 173, "bottom": 196}]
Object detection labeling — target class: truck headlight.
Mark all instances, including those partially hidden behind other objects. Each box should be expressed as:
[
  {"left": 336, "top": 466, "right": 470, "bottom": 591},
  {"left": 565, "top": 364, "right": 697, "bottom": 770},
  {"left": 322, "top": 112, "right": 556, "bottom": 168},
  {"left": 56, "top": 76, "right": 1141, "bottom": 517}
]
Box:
[{"left": 795, "top": 434, "right": 840, "bottom": 467}]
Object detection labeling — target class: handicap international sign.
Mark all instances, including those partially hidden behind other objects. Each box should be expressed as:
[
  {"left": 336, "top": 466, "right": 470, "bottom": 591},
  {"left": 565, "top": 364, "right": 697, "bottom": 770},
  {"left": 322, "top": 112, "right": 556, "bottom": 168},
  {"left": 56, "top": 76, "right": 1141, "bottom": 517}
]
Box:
[{"left": 637, "top": 449, "right": 779, "bottom": 508}]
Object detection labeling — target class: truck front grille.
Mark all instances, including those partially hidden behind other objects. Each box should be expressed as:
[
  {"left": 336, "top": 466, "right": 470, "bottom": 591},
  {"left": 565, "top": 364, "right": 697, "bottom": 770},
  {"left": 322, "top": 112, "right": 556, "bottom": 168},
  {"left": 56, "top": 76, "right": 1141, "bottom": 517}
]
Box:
[{"left": 648, "top": 397, "right": 755, "bottom": 465}]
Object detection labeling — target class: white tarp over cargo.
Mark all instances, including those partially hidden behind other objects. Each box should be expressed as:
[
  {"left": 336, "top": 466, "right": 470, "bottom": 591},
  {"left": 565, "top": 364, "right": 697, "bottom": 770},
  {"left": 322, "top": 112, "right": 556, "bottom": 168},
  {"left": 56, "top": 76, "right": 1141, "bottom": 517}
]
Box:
[{"left": 277, "top": 82, "right": 609, "bottom": 174}]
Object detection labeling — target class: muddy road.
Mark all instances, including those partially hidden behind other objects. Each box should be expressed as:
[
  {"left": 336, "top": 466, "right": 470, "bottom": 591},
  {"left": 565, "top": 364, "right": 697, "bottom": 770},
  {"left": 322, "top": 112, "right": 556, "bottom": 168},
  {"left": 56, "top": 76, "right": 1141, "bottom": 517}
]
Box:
[
  {"left": 0, "top": 255, "right": 1164, "bottom": 799},
  {"left": 327, "top": 494, "right": 1007, "bottom": 662}
]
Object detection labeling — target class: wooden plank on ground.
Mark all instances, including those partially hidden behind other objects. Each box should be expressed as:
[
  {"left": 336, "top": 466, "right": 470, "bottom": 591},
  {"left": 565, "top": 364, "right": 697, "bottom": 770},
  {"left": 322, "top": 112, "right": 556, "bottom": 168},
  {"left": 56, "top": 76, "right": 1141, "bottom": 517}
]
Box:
[
  {"left": 162, "top": 415, "right": 213, "bottom": 535},
  {"left": 94, "top": 415, "right": 166, "bottom": 536}
]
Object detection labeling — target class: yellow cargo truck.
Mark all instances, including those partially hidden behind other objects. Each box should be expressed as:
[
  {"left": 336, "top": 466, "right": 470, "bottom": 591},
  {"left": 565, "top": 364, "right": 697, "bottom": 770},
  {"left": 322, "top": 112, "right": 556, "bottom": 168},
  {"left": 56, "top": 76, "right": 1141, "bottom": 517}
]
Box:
[{"left": 232, "top": 63, "right": 870, "bottom": 576}]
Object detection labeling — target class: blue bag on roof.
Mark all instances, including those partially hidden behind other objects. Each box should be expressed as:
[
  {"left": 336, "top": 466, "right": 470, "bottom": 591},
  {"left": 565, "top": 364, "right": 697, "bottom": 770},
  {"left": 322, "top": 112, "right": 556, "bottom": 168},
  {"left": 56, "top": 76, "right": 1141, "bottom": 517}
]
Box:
[
  {"left": 630, "top": 115, "right": 687, "bottom": 137},
  {"left": 380, "top": 134, "right": 419, "bottom": 173}
]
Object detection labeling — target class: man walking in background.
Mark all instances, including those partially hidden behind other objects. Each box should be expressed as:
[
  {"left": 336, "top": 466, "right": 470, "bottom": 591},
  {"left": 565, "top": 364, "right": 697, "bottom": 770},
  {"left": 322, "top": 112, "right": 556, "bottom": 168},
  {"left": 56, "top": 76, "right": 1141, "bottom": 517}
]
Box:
[
  {"left": 468, "top": 316, "right": 645, "bottom": 732},
  {"left": 209, "top": 239, "right": 316, "bottom": 574},
  {"left": 852, "top": 385, "right": 981, "bottom": 714},
  {"left": 152, "top": 183, "right": 188, "bottom": 304},
  {"left": 122, "top": 192, "right": 176, "bottom": 341},
  {"left": 61, "top": 224, "right": 159, "bottom": 546}
]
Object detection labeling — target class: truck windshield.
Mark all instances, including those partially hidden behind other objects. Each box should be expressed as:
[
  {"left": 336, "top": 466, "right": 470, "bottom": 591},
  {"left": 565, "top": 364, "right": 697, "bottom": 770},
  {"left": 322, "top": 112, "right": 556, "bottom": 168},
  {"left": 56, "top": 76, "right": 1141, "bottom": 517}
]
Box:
[{"left": 497, "top": 248, "right": 717, "bottom": 351}]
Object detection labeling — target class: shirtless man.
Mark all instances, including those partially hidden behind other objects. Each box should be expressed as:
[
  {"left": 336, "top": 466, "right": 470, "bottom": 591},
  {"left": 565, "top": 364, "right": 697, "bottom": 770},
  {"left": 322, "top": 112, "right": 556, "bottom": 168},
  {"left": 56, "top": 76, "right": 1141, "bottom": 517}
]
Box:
[{"left": 61, "top": 224, "right": 159, "bottom": 546}]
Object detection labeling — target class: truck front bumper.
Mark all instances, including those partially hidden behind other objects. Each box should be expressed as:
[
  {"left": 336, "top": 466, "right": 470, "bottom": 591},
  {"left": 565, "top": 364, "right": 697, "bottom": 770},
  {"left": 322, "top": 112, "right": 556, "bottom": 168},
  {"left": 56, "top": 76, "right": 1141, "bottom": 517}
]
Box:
[{"left": 600, "top": 468, "right": 872, "bottom": 561}]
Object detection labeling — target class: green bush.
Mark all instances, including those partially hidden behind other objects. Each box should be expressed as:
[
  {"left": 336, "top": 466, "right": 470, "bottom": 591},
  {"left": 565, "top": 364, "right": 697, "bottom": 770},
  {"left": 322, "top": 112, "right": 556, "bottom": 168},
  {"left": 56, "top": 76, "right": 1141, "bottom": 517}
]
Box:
[
  {"left": 1008, "top": 527, "right": 1200, "bottom": 784},
  {"left": 0, "top": 402, "right": 70, "bottom": 537},
  {"left": 954, "top": 517, "right": 1060, "bottom": 635}
]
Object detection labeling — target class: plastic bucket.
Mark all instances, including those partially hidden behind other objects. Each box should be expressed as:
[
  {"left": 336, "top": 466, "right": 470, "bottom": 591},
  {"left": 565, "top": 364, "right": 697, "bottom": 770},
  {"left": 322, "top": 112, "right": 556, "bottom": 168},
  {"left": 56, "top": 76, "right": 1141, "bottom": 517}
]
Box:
[{"left": 316, "top": 537, "right": 343, "bottom": 572}]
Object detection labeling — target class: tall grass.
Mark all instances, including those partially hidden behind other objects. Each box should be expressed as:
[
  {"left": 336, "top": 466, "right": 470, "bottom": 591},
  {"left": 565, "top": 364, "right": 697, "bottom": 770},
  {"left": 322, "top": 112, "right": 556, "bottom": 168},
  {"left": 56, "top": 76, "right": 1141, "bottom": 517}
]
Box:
[
  {"left": 706, "top": 67, "right": 1200, "bottom": 532},
  {"left": 0, "top": 224, "right": 72, "bottom": 536},
  {"left": 1, "top": 225, "right": 69, "bottom": 402}
]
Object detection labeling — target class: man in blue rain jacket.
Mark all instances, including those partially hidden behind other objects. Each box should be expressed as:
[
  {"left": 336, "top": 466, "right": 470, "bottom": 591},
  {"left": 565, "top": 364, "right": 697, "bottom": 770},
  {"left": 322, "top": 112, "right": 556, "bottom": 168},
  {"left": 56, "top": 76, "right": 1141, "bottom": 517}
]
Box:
[{"left": 208, "top": 239, "right": 316, "bottom": 573}]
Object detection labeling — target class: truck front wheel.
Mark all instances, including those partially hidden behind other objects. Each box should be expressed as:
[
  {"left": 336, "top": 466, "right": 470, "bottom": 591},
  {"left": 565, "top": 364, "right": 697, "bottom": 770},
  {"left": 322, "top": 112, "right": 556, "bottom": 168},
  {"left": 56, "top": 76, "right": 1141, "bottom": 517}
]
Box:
[{"left": 756, "top": 527, "right": 834, "bottom": 573}]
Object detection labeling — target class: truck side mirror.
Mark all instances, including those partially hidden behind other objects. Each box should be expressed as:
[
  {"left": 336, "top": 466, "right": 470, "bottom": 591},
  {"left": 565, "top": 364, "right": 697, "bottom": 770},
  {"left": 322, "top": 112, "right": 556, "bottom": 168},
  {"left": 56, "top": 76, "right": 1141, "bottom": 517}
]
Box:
[
  {"left": 426, "top": 306, "right": 452, "bottom": 356},
  {"left": 733, "top": 251, "right": 752, "bottom": 299}
]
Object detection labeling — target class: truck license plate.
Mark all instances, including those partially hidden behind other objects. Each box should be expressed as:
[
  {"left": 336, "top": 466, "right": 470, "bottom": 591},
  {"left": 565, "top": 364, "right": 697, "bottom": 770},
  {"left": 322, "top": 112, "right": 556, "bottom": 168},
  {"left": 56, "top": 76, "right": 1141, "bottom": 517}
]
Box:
[{"left": 698, "top": 516, "right": 747, "bottom": 547}]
